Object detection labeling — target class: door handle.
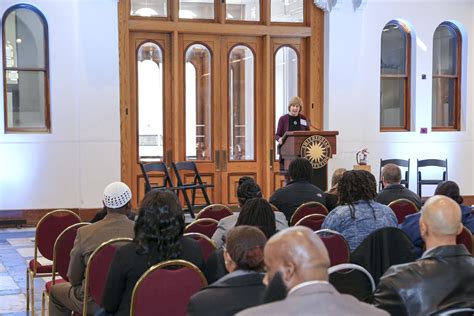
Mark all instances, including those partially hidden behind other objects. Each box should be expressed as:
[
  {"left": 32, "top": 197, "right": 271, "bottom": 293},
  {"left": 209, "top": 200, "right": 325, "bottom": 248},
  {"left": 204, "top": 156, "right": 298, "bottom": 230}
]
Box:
[
  {"left": 222, "top": 150, "right": 227, "bottom": 172},
  {"left": 215, "top": 150, "right": 221, "bottom": 171}
]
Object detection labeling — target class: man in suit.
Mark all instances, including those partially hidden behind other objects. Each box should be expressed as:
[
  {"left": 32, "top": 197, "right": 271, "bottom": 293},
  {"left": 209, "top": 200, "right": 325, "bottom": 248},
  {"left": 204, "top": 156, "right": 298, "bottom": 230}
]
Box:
[
  {"left": 237, "top": 227, "right": 388, "bottom": 316},
  {"left": 269, "top": 158, "right": 326, "bottom": 223},
  {"left": 373, "top": 195, "right": 474, "bottom": 315},
  {"left": 49, "top": 182, "right": 136, "bottom": 316},
  {"left": 376, "top": 163, "right": 422, "bottom": 209}
]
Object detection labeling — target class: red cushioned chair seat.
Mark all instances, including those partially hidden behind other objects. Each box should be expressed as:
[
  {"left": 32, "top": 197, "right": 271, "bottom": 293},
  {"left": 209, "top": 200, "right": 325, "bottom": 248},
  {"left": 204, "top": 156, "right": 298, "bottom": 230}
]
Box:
[
  {"left": 29, "top": 259, "right": 53, "bottom": 274},
  {"left": 45, "top": 279, "right": 66, "bottom": 293}
]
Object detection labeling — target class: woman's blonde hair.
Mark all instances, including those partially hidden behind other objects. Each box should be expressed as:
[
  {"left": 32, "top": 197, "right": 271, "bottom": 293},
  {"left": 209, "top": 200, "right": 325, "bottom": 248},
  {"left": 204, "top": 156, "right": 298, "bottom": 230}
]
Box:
[
  {"left": 327, "top": 168, "right": 347, "bottom": 194},
  {"left": 288, "top": 96, "right": 303, "bottom": 112}
]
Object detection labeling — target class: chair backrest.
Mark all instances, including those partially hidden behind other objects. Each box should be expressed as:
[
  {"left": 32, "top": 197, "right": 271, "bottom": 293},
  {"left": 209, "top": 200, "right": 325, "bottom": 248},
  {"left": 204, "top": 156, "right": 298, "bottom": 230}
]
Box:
[
  {"left": 417, "top": 159, "right": 448, "bottom": 180},
  {"left": 295, "top": 214, "right": 326, "bottom": 231},
  {"left": 34, "top": 210, "right": 81, "bottom": 266},
  {"left": 172, "top": 161, "right": 203, "bottom": 186},
  {"left": 184, "top": 218, "right": 219, "bottom": 238},
  {"left": 456, "top": 226, "right": 473, "bottom": 255},
  {"left": 290, "top": 201, "right": 328, "bottom": 226},
  {"left": 130, "top": 259, "right": 207, "bottom": 316},
  {"left": 139, "top": 162, "right": 174, "bottom": 193},
  {"left": 315, "top": 229, "right": 350, "bottom": 266},
  {"left": 52, "top": 222, "right": 90, "bottom": 282},
  {"left": 432, "top": 307, "right": 474, "bottom": 315},
  {"left": 379, "top": 158, "right": 410, "bottom": 190},
  {"left": 388, "top": 198, "right": 419, "bottom": 224},
  {"left": 196, "top": 204, "right": 233, "bottom": 221},
  {"left": 83, "top": 238, "right": 133, "bottom": 316},
  {"left": 328, "top": 263, "right": 376, "bottom": 302},
  {"left": 183, "top": 233, "right": 217, "bottom": 262}
]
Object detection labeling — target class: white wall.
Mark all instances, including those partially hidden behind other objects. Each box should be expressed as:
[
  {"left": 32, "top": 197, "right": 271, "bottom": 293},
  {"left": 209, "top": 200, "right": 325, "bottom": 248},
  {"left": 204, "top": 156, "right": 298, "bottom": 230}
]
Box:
[
  {"left": 325, "top": 0, "right": 473, "bottom": 197},
  {"left": 0, "top": 0, "right": 121, "bottom": 210}
]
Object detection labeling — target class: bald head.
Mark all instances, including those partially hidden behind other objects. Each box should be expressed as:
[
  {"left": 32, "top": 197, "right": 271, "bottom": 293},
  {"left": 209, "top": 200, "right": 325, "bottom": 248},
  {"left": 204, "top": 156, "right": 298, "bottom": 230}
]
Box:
[
  {"left": 263, "top": 227, "right": 330, "bottom": 290},
  {"left": 421, "top": 195, "right": 462, "bottom": 238}
]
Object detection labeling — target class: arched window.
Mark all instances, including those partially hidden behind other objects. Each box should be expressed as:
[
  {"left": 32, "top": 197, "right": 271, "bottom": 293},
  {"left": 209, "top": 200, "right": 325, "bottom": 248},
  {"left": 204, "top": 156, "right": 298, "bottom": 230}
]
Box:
[
  {"left": 2, "top": 4, "right": 50, "bottom": 132},
  {"left": 432, "top": 22, "right": 462, "bottom": 130},
  {"left": 380, "top": 21, "right": 411, "bottom": 131}
]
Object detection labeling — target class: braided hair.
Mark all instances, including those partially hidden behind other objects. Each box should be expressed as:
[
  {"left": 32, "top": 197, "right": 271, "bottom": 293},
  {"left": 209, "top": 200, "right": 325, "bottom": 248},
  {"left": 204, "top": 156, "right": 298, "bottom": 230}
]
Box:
[
  {"left": 236, "top": 198, "right": 276, "bottom": 239},
  {"left": 237, "top": 180, "right": 263, "bottom": 206},
  {"left": 337, "top": 170, "right": 377, "bottom": 219},
  {"left": 134, "top": 190, "right": 183, "bottom": 265}
]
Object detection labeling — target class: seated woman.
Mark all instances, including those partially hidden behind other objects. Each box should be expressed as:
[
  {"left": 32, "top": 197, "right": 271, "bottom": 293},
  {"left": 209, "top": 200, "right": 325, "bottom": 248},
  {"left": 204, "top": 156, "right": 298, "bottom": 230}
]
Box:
[
  {"left": 400, "top": 180, "right": 474, "bottom": 257},
  {"left": 324, "top": 168, "right": 347, "bottom": 212},
  {"left": 205, "top": 198, "right": 276, "bottom": 284},
  {"left": 99, "top": 190, "right": 204, "bottom": 316},
  {"left": 321, "top": 170, "right": 398, "bottom": 252},
  {"left": 188, "top": 226, "right": 267, "bottom": 316}
]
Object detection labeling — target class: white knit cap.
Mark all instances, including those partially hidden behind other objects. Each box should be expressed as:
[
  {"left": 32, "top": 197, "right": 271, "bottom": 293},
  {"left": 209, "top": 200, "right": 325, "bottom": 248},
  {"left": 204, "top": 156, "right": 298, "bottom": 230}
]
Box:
[{"left": 103, "top": 182, "right": 132, "bottom": 209}]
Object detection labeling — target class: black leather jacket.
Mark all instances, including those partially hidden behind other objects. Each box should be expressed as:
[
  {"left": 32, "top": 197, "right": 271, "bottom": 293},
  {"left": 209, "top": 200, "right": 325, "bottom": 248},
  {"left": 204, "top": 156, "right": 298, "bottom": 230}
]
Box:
[{"left": 373, "top": 245, "right": 474, "bottom": 316}]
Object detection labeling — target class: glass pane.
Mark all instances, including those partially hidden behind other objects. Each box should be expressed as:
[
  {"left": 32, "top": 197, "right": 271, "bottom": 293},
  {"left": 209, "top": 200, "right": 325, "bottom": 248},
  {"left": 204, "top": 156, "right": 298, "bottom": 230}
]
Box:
[
  {"left": 432, "top": 78, "right": 456, "bottom": 127},
  {"left": 380, "top": 78, "right": 405, "bottom": 128},
  {"left": 381, "top": 23, "right": 406, "bottom": 75},
  {"left": 131, "top": 0, "right": 167, "bottom": 17},
  {"left": 137, "top": 42, "right": 164, "bottom": 160},
  {"left": 5, "top": 8, "right": 45, "bottom": 68},
  {"left": 179, "top": 0, "right": 214, "bottom": 19},
  {"left": 274, "top": 46, "right": 298, "bottom": 159},
  {"left": 271, "top": 0, "right": 303, "bottom": 23},
  {"left": 185, "top": 44, "right": 212, "bottom": 161},
  {"left": 226, "top": 0, "right": 259, "bottom": 21},
  {"left": 433, "top": 24, "right": 458, "bottom": 76},
  {"left": 229, "top": 45, "right": 254, "bottom": 161},
  {"left": 5, "top": 70, "right": 46, "bottom": 129}
]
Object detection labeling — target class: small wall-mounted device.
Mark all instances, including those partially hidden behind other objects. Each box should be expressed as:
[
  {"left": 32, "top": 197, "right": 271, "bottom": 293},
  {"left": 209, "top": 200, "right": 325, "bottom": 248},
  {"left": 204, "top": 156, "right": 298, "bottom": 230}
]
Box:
[
  {"left": 421, "top": 74, "right": 427, "bottom": 79},
  {"left": 420, "top": 127, "right": 428, "bottom": 134}
]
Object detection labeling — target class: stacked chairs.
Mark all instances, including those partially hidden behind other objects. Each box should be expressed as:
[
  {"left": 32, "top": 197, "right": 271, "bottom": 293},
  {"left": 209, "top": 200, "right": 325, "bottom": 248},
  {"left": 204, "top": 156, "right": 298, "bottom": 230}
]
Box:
[
  {"left": 139, "top": 162, "right": 174, "bottom": 194},
  {"left": 196, "top": 204, "right": 233, "bottom": 221},
  {"left": 456, "top": 226, "right": 473, "bottom": 255},
  {"left": 184, "top": 219, "right": 219, "bottom": 239},
  {"left": 130, "top": 260, "right": 207, "bottom": 316},
  {"left": 83, "top": 238, "right": 133, "bottom": 316},
  {"left": 290, "top": 202, "right": 328, "bottom": 226},
  {"left": 315, "top": 229, "right": 350, "bottom": 267},
  {"left": 41, "top": 222, "right": 90, "bottom": 316},
  {"left": 27, "top": 209, "right": 81, "bottom": 314},
  {"left": 184, "top": 233, "right": 217, "bottom": 262},
  {"left": 388, "top": 198, "right": 419, "bottom": 224},
  {"left": 295, "top": 214, "right": 326, "bottom": 231},
  {"left": 328, "top": 263, "right": 376, "bottom": 302}
]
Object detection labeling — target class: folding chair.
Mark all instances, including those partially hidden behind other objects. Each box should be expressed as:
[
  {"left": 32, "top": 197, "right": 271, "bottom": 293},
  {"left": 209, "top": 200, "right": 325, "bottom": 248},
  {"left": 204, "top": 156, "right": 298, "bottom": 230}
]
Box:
[
  {"left": 380, "top": 158, "right": 410, "bottom": 190},
  {"left": 295, "top": 214, "right": 326, "bottom": 231},
  {"left": 83, "top": 238, "right": 133, "bottom": 316},
  {"left": 27, "top": 209, "right": 81, "bottom": 314},
  {"left": 41, "top": 222, "right": 90, "bottom": 316},
  {"left": 328, "top": 263, "right": 376, "bottom": 302},
  {"left": 139, "top": 162, "right": 174, "bottom": 194},
  {"left": 290, "top": 202, "right": 328, "bottom": 226},
  {"left": 417, "top": 159, "right": 447, "bottom": 196},
  {"left": 388, "top": 198, "right": 419, "bottom": 224},
  {"left": 183, "top": 233, "right": 217, "bottom": 262},
  {"left": 184, "top": 218, "right": 219, "bottom": 239},
  {"left": 171, "top": 161, "right": 214, "bottom": 217},
  {"left": 456, "top": 226, "right": 473, "bottom": 255},
  {"left": 196, "top": 204, "right": 233, "bottom": 221},
  {"left": 316, "top": 229, "right": 350, "bottom": 266},
  {"left": 130, "top": 259, "right": 207, "bottom": 316}
]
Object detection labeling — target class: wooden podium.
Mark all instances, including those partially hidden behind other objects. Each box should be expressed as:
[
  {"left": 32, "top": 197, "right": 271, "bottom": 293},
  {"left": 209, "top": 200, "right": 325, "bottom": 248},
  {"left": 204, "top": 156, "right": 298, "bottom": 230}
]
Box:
[{"left": 279, "top": 131, "right": 339, "bottom": 191}]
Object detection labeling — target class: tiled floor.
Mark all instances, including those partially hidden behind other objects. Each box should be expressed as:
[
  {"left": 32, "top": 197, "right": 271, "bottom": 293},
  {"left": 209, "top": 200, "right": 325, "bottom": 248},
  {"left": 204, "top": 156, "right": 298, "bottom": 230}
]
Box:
[{"left": 0, "top": 227, "right": 50, "bottom": 316}]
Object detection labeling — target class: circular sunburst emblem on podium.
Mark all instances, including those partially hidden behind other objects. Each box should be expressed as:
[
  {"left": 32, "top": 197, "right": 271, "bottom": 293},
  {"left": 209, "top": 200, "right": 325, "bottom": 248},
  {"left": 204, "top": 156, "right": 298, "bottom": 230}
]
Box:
[{"left": 301, "top": 135, "right": 331, "bottom": 169}]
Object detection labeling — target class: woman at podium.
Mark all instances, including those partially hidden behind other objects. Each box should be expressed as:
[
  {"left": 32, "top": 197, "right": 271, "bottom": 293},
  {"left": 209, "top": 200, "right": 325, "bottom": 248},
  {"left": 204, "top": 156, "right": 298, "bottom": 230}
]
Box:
[{"left": 275, "top": 96, "right": 310, "bottom": 145}]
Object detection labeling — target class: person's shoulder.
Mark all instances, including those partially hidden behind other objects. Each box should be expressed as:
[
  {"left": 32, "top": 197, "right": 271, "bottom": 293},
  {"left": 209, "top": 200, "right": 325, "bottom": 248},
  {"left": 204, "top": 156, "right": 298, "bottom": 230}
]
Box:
[{"left": 236, "top": 301, "right": 285, "bottom": 316}]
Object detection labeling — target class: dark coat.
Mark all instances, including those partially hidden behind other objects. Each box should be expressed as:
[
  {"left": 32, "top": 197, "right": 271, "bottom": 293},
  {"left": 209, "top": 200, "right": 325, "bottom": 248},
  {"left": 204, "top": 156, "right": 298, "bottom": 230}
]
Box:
[
  {"left": 187, "top": 272, "right": 265, "bottom": 316},
  {"left": 375, "top": 184, "right": 422, "bottom": 209},
  {"left": 373, "top": 245, "right": 474, "bottom": 316}
]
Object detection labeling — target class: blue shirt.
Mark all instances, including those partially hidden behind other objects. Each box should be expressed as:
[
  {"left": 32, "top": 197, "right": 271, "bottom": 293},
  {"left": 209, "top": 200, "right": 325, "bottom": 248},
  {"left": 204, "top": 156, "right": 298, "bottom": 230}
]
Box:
[{"left": 322, "top": 200, "right": 398, "bottom": 252}]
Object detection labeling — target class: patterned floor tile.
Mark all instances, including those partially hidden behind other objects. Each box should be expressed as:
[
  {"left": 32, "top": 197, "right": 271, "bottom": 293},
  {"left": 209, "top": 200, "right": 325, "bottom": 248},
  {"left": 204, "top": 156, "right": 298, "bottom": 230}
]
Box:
[
  {"left": 7, "top": 238, "right": 35, "bottom": 247},
  {"left": 0, "top": 275, "right": 20, "bottom": 291},
  {"left": 16, "top": 248, "right": 34, "bottom": 258},
  {"left": 0, "top": 293, "right": 27, "bottom": 313}
]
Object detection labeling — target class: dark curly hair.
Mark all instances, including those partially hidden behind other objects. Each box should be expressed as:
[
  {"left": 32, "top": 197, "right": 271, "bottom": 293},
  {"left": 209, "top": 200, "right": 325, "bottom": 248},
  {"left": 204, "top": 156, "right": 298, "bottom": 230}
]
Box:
[
  {"left": 236, "top": 198, "right": 276, "bottom": 239},
  {"left": 225, "top": 226, "right": 266, "bottom": 272},
  {"left": 134, "top": 190, "right": 183, "bottom": 265},
  {"left": 289, "top": 158, "right": 312, "bottom": 181},
  {"left": 338, "top": 170, "right": 377, "bottom": 219},
  {"left": 237, "top": 180, "right": 262, "bottom": 206},
  {"left": 435, "top": 181, "right": 463, "bottom": 204}
]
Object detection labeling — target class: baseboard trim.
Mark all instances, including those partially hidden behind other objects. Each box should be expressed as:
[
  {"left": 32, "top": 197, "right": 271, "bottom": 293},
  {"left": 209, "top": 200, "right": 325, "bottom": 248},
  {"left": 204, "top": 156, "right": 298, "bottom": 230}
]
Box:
[{"left": 0, "top": 208, "right": 101, "bottom": 227}]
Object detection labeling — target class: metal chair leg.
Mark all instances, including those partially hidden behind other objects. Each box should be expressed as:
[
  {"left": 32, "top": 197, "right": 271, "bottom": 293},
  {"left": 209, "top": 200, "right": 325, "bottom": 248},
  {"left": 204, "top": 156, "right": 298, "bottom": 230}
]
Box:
[
  {"left": 41, "top": 290, "right": 46, "bottom": 316},
  {"left": 26, "top": 269, "right": 30, "bottom": 311},
  {"left": 30, "top": 270, "right": 35, "bottom": 315}
]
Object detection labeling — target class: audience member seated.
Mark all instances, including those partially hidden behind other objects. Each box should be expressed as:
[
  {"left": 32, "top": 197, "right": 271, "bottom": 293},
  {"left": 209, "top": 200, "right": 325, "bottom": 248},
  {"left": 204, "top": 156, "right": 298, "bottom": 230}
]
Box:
[
  {"left": 212, "top": 178, "right": 287, "bottom": 248},
  {"left": 237, "top": 227, "right": 388, "bottom": 316},
  {"left": 49, "top": 182, "right": 136, "bottom": 316},
  {"left": 400, "top": 180, "right": 474, "bottom": 257},
  {"left": 90, "top": 206, "right": 136, "bottom": 223},
  {"left": 376, "top": 163, "right": 422, "bottom": 209},
  {"left": 373, "top": 195, "right": 474, "bottom": 315},
  {"left": 205, "top": 198, "right": 276, "bottom": 284},
  {"left": 324, "top": 168, "right": 346, "bottom": 212},
  {"left": 270, "top": 158, "right": 326, "bottom": 223},
  {"left": 321, "top": 170, "right": 398, "bottom": 252},
  {"left": 188, "top": 226, "right": 267, "bottom": 316},
  {"left": 99, "top": 190, "right": 204, "bottom": 316}
]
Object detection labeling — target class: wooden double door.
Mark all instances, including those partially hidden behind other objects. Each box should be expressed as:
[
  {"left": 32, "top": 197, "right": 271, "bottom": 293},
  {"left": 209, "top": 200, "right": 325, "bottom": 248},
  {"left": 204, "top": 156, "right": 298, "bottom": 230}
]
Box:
[{"left": 126, "top": 32, "right": 309, "bottom": 207}]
